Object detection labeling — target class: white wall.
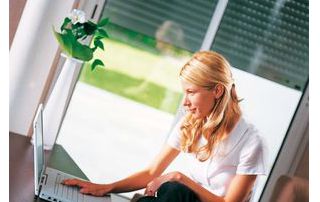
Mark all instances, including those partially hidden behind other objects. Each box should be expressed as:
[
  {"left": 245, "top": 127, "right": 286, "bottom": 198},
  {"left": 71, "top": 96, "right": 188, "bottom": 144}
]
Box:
[{"left": 10, "top": 0, "right": 74, "bottom": 135}]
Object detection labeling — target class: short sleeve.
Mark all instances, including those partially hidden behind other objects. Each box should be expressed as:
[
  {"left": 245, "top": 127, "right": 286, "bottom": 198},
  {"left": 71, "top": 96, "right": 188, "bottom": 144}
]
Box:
[
  {"left": 236, "top": 132, "right": 266, "bottom": 175},
  {"left": 166, "top": 119, "right": 183, "bottom": 150}
]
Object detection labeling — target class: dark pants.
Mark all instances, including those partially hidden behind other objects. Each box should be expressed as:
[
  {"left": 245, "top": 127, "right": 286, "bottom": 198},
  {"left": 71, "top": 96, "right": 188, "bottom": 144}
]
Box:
[{"left": 137, "top": 181, "right": 201, "bottom": 202}]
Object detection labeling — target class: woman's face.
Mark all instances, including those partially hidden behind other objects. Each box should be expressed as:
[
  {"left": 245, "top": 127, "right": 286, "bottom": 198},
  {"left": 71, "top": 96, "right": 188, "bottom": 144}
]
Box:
[{"left": 181, "top": 80, "right": 216, "bottom": 119}]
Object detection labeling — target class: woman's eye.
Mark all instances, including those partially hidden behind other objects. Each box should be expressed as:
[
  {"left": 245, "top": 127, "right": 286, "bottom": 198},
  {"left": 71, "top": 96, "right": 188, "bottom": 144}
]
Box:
[{"left": 185, "top": 89, "right": 196, "bottom": 95}]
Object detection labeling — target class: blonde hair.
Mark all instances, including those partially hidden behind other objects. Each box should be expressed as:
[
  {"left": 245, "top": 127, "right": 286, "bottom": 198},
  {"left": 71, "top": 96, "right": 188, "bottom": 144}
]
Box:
[{"left": 179, "top": 51, "right": 241, "bottom": 161}]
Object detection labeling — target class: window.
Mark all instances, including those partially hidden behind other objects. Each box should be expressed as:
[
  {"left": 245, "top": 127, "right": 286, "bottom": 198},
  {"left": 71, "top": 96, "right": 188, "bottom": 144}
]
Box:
[
  {"left": 56, "top": 0, "right": 308, "bottom": 200},
  {"left": 211, "top": 0, "right": 308, "bottom": 201}
]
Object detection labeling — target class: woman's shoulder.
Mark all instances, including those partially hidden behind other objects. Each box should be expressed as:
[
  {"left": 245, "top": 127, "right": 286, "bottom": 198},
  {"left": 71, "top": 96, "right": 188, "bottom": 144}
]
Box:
[
  {"left": 238, "top": 117, "right": 268, "bottom": 156},
  {"left": 220, "top": 117, "right": 260, "bottom": 153},
  {"left": 240, "top": 117, "right": 259, "bottom": 135},
  {"left": 234, "top": 117, "right": 267, "bottom": 175},
  {"left": 235, "top": 117, "right": 265, "bottom": 147}
]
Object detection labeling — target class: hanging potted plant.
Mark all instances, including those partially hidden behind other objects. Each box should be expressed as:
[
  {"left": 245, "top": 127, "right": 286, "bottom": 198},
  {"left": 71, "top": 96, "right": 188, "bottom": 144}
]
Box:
[
  {"left": 40, "top": 9, "right": 110, "bottom": 150},
  {"left": 53, "top": 9, "right": 109, "bottom": 70}
]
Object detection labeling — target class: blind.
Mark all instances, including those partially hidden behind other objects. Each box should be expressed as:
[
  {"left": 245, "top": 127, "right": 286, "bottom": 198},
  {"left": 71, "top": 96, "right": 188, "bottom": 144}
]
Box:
[
  {"left": 103, "top": 0, "right": 217, "bottom": 51},
  {"left": 211, "top": 0, "right": 308, "bottom": 91}
]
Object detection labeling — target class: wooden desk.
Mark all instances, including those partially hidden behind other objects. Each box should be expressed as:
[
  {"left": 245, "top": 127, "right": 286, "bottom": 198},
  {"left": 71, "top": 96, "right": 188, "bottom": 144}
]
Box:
[{"left": 9, "top": 133, "right": 88, "bottom": 202}]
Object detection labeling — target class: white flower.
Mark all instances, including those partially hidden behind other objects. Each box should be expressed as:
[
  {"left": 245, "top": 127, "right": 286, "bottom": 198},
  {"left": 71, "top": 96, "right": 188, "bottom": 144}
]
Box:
[{"left": 69, "top": 9, "right": 86, "bottom": 24}]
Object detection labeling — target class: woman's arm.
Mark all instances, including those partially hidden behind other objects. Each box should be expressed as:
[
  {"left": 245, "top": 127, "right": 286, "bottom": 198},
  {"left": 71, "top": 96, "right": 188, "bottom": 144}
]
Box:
[
  {"left": 145, "top": 172, "right": 256, "bottom": 202},
  {"left": 180, "top": 173, "right": 256, "bottom": 202},
  {"left": 63, "top": 144, "right": 180, "bottom": 196},
  {"left": 223, "top": 174, "right": 257, "bottom": 202}
]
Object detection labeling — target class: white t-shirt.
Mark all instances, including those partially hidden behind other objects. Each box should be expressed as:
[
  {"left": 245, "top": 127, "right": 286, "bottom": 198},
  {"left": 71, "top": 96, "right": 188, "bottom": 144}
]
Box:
[{"left": 167, "top": 117, "right": 266, "bottom": 197}]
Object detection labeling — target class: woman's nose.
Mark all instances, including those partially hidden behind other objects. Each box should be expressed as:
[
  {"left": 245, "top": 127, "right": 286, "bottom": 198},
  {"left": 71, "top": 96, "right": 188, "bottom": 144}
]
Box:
[{"left": 183, "top": 95, "right": 190, "bottom": 106}]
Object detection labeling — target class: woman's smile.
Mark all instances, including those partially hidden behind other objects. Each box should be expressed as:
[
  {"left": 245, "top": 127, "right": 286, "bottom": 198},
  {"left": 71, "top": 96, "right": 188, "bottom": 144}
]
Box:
[{"left": 188, "top": 108, "right": 196, "bottom": 113}]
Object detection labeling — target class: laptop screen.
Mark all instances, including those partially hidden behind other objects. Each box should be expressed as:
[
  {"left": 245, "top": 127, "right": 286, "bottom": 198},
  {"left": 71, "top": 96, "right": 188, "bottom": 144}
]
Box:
[{"left": 33, "top": 104, "right": 45, "bottom": 195}]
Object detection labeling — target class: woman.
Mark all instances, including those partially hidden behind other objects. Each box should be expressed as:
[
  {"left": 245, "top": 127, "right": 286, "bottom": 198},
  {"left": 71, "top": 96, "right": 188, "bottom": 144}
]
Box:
[{"left": 63, "top": 51, "right": 266, "bottom": 202}]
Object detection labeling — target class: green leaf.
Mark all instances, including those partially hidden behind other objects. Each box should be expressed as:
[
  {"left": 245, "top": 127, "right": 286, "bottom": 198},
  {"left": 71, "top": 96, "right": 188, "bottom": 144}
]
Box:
[
  {"left": 60, "top": 17, "right": 71, "bottom": 32},
  {"left": 54, "top": 26, "right": 93, "bottom": 61},
  {"left": 83, "top": 21, "right": 97, "bottom": 35},
  {"left": 53, "top": 27, "right": 73, "bottom": 57},
  {"left": 63, "top": 29, "right": 93, "bottom": 61},
  {"left": 96, "top": 28, "right": 109, "bottom": 38},
  {"left": 72, "top": 42, "right": 93, "bottom": 61},
  {"left": 91, "top": 59, "right": 104, "bottom": 71},
  {"left": 94, "top": 36, "right": 104, "bottom": 41},
  {"left": 94, "top": 39, "right": 104, "bottom": 50},
  {"left": 97, "top": 18, "right": 109, "bottom": 27}
]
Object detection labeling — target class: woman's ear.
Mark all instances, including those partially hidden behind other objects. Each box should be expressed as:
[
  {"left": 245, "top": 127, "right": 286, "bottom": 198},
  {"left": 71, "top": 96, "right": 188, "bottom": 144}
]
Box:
[{"left": 214, "top": 84, "right": 224, "bottom": 99}]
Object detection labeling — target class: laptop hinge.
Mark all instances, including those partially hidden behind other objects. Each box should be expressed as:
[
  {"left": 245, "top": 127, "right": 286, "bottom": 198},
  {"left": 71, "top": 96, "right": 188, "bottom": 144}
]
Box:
[{"left": 38, "top": 173, "right": 48, "bottom": 195}]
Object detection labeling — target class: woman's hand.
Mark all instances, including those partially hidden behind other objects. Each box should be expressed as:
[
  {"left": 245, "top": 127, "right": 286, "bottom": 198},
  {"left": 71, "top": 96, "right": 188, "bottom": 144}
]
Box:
[
  {"left": 62, "top": 178, "right": 112, "bottom": 196},
  {"left": 144, "top": 171, "right": 184, "bottom": 196}
]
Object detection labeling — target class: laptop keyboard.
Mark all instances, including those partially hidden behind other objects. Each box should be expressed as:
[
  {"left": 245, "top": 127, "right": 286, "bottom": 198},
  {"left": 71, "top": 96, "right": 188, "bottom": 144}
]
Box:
[{"left": 54, "top": 173, "right": 85, "bottom": 202}]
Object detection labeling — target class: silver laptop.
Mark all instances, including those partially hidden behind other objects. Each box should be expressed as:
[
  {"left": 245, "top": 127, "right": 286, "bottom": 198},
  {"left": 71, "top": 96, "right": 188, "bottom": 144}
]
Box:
[{"left": 33, "top": 104, "right": 130, "bottom": 202}]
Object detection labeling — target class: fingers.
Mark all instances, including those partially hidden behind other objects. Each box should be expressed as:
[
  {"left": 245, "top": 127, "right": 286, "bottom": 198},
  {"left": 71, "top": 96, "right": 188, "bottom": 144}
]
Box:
[
  {"left": 62, "top": 178, "right": 78, "bottom": 185},
  {"left": 63, "top": 179, "right": 109, "bottom": 197},
  {"left": 62, "top": 178, "right": 88, "bottom": 187},
  {"left": 80, "top": 187, "right": 106, "bottom": 196},
  {"left": 145, "top": 189, "right": 156, "bottom": 196},
  {"left": 144, "top": 182, "right": 156, "bottom": 196}
]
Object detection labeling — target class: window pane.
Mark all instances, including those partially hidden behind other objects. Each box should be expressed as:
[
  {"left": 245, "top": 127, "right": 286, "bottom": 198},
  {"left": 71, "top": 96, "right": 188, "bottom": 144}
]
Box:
[
  {"left": 210, "top": 0, "right": 308, "bottom": 201},
  {"left": 104, "top": 0, "right": 217, "bottom": 52},
  {"left": 211, "top": 0, "right": 308, "bottom": 91}
]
